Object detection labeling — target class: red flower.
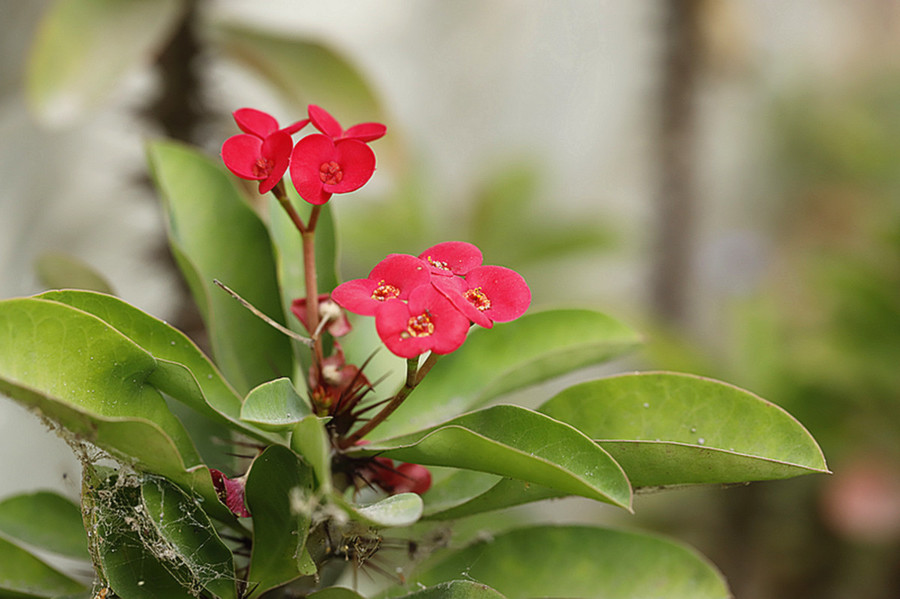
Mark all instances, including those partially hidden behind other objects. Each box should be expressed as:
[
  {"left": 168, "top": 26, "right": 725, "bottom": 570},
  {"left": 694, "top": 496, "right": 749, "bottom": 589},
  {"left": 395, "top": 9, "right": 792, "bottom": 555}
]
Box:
[
  {"left": 418, "top": 241, "right": 483, "bottom": 277},
  {"left": 210, "top": 469, "right": 250, "bottom": 518},
  {"left": 289, "top": 134, "right": 376, "bottom": 205},
  {"left": 291, "top": 294, "right": 351, "bottom": 337},
  {"left": 308, "top": 104, "right": 386, "bottom": 142},
  {"left": 233, "top": 107, "right": 308, "bottom": 138},
  {"left": 375, "top": 462, "right": 432, "bottom": 495},
  {"left": 221, "top": 130, "right": 293, "bottom": 194},
  {"left": 332, "top": 254, "right": 431, "bottom": 316},
  {"left": 434, "top": 265, "right": 531, "bottom": 328},
  {"left": 375, "top": 284, "right": 470, "bottom": 358}
]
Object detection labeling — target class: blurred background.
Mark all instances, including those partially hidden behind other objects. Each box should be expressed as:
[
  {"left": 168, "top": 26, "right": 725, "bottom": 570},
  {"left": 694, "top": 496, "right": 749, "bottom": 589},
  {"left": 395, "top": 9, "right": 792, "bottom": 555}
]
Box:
[{"left": 2, "top": 1, "right": 900, "bottom": 597}]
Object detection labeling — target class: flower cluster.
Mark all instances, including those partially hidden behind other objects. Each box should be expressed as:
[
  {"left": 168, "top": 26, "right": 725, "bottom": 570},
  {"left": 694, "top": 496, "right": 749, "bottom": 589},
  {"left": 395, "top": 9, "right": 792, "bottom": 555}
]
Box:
[
  {"left": 221, "top": 106, "right": 384, "bottom": 203},
  {"left": 333, "top": 241, "right": 531, "bottom": 358}
]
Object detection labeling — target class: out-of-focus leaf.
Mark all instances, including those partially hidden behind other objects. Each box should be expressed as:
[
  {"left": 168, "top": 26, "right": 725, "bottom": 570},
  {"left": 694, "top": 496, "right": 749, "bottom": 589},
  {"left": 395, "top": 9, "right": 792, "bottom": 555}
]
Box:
[
  {"left": 141, "top": 478, "right": 236, "bottom": 599},
  {"left": 397, "top": 581, "right": 507, "bottom": 599},
  {"left": 540, "top": 372, "right": 829, "bottom": 487},
  {"left": 0, "top": 536, "right": 86, "bottom": 598},
  {"left": 241, "top": 377, "right": 311, "bottom": 431},
  {"left": 0, "top": 492, "right": 88, "bottom": 560},
  {"left": 34, "top": 253, "right": 113, "bottom": 294},
  {"left": 147, "top": 140, "right": 293, "bottom": 395},
  {"left": 374, "top": 309, "right": 641, "bottom": 439},
  {"left": 352, "top": 405, "right": 631, "bottom": 510},
  {"left": 26, "top": 0, "right": 183, "bottom": 126},
  {"left": 211, "top": 22, "right": 382, "bottom": 125},
  {"left": 408, "top": 525, "right": 729, "bottom": 599},
  {"left": 245, "top": 445, "right": 316, "bottom": 597},
  {"left": 308, "top": 588, "right": 365, "bottom": 599}
]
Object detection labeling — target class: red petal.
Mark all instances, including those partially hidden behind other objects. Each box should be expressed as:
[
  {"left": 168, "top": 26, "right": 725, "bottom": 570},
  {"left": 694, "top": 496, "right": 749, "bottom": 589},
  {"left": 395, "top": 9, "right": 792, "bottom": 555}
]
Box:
[
  {"left": 325, "top": 139, "right": 376, "bottom": 193},
  {"left": 344, "top": 122, "right": 386, "bottom": 142},
  {"left": 308, "top": 104, "right": 344, "bottom": 138},
  {"left": 419, "top": 241, "right": 483, "bottom": 276},
  {"left": 282, "top": 118, "right": 310, "bottom": 135},
  {"left": 465, "top": 265, "right": 531, "bottom": 323},
  {"left": 221, "top": 135, "right": 265, "bottom": 180},
  {"left": 210, "top": 469, "right": 251, "bottom": 518},
  {"left": 289, "top": 134, "right": 337, "bottom": 205},
  {"left": 258, "top": 131, "right": 292, "bottom": 193},
  {"left": 233, "top": 108, "right": 278, "bottom": 138},
  {"left": 368, "top": 254, "right": 430, "bottom": 296}
]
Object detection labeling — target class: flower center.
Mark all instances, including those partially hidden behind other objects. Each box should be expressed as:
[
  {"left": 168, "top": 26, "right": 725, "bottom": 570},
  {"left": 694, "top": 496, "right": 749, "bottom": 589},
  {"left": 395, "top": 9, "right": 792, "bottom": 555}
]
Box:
[
  {"left": 464, "top": 287, "right": 492, "bottom": 311},
  {"left": 319, "top": 161, "right": 344, "bottom": 185},
  {"left": 405, "top": 312, "right": 435, "bottom": 338},
  {"left": 371, "top": 281, "right": 401, "bottom": 301},
  {"left": 426, "top": 256, "right": 451, "bottom": 271},
  {"left": 252, "top": 157, "right": 273, "bottom": 177}
]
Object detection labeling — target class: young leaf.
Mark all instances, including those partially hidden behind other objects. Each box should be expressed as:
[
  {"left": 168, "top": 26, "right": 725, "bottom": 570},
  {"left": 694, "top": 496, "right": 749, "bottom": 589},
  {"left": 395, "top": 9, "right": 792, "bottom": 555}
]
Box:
[
  {"left": 26, "top": 0, "right": 183, "bottom": 126},
  {"left": 409, "top": 525, "right": 729, "bottom": 599},
  {"left": 0, "top": 491, "right": 89, "bottom": 560},
  {"left": 242, "top": 377, "right": 312, "bottom": 431},
  {"left": 539, "top": 372, "right": 830, "bottom": 487},
  {"left": 244, "top": 445, "right": 316, "bottom": 597},
  {"left": 350, "top": 405, "right": 632, "bottom": 510},
  {"left": 147, "top": 140, "right": 293, "bottom": 395},
  {"left": 372, "top": 309, "right": 641, "bottom": 438},
  {"left": 331, "top": 492, "right": 424, "bottom": 529},
  {"left": 141, "top": 478, "right": 237, "bottom": 599},
  {"left": 0, "top": 536, "right": 87, "bottom": 597},
  {"left": 290, "top": 415, "right": 333, "bottom": 493}
]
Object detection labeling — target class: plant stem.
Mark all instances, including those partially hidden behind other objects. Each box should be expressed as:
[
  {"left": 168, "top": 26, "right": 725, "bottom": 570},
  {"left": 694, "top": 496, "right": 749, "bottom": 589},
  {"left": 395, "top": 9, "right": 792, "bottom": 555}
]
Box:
[
  {"left": 302, "top": 206, "right": 323, "bottom": 362},
  {"left": 271, "top": 181, "right": 307, "bottom": 234},
  {"left": 340, "top": 353, "right": 440, "bottom": 447}
]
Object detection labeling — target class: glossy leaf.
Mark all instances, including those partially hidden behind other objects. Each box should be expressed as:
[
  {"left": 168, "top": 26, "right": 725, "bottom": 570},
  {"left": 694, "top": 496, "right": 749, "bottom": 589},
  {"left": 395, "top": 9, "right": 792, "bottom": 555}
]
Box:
[
  {"left": 147, "top": 140, "right": 292, "bottom": 395},
  {"left": 423, "top": 476, "right": 562, "bottom": 521},
  {"left": 0, "top": 492, "right": 88, "bottom": 560},
  {"left": 351, "top": 405, "right": 632, "bottom": 510},
  {"left": 373, "top": 309, "right": 641, "bottom": 438},
  {"left": 539, "top": 372, "right": 830, "bottom": 487},
  {"left": 38, "top": 290, "right": 270, "bottom": 442},
  {"left": 34, "top": 252, "right": 114, "bottom": 294},
  {"left": 410, "top": 525, "right": 729, "bottom": 599},
  {"left": 290, "top": 415, "right": 333, "bottom": 493},
  {"left": 332, "top": 492, "right": 424, "bottom": 529},
  {"left": 214, "top": 23, "right": 383, "bottom": 126},
  {"left": 245, "top": 445, "right": 316, "bottom": 597},
  {"left": 242, "top": 377, "right": 311, "bottom": 431},
  {"left": 26, "top": 0, "right": 182, "bottom": 126},
  {"left": 141, "top": 478, "right": 236, "bottom": 599},
  {"left": 0, "top": 536, "right": 86, "bottom": 598},
  {"left": 397, "top": 581, "right": 507, "bottom": 599},
  {"left": 0, "top": 297, "right": 235, "bottom": 522}
]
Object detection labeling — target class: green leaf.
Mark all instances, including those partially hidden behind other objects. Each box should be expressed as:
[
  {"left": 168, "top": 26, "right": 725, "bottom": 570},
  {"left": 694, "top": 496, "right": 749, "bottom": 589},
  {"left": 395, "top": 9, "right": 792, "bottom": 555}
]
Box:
[
  {"left": 423, "top": 477, "right": 562, "bottom": 521},
  {"left": 373, "top": 309, "right": 641, "bottom": 438},
  {"left": 308, "top": 588, "right": 365, "bottom": 599},
  {"left": 397, "top": 581, "right": 507, "bottom": 599},
  {"left": 420, "top": 470, "right": 501, "bottom": 518},
  {"left": 38, "top": 290, "right": 270, "bottom": 442},
  {"left": 0, "top": 536, "right": 86, "bottom": 598},
  {"left": 290, "top": 415, "right": 333, "bottom": 493},
  {"left": 34, "top": 253, "right": 114, "bottom": 294},
  {"left": 332, "top": 493, "right": 424, "bottom": 529},
  {"left": 26, "top": 0, "right": 183, "bottom": 126},
  {"left": 539, "top": 372, "right": 830, "bottom": 487},
  {"left": 0, "top": 297, "right": 235, "bottom": 522},
  {"left": 245, "top": 445, "right": 316, "bottom": 597},
  {"left": 141, "top": 478, "right": 236, "bottom": 599},
  {"left": 0, "top": 492, "right": 88, "bottom": 560},
  {"left": 352, "top": 405, "right": 632, "bottom": 510},
  {"left": 212, "top": 22, "right": 383, "bottom": 125},
  {"left": 147, "top": 140, "right": 293, "bottom": 395},
  {"left": 242, "top": 378, "right": 312, "bottom": 431},
  {"left": 409, "top": 525, "right": 729, "bottom": 599}
]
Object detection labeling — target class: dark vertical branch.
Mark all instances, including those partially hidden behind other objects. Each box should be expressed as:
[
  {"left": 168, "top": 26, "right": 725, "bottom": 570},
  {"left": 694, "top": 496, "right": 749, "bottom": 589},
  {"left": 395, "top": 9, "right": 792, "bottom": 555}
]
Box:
[{"left": 652, "top": 0, "right": 704, "bottom": 327}]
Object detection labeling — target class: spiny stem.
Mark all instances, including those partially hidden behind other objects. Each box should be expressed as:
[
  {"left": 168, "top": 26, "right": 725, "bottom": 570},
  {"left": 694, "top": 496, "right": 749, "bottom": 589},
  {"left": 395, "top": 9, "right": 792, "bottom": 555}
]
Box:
[
  {"left": 213, "top": 279, "right": 312, "bottom": 346},
  {"left": 340, "top": 354, "right": 440, "bottom": 447}
]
